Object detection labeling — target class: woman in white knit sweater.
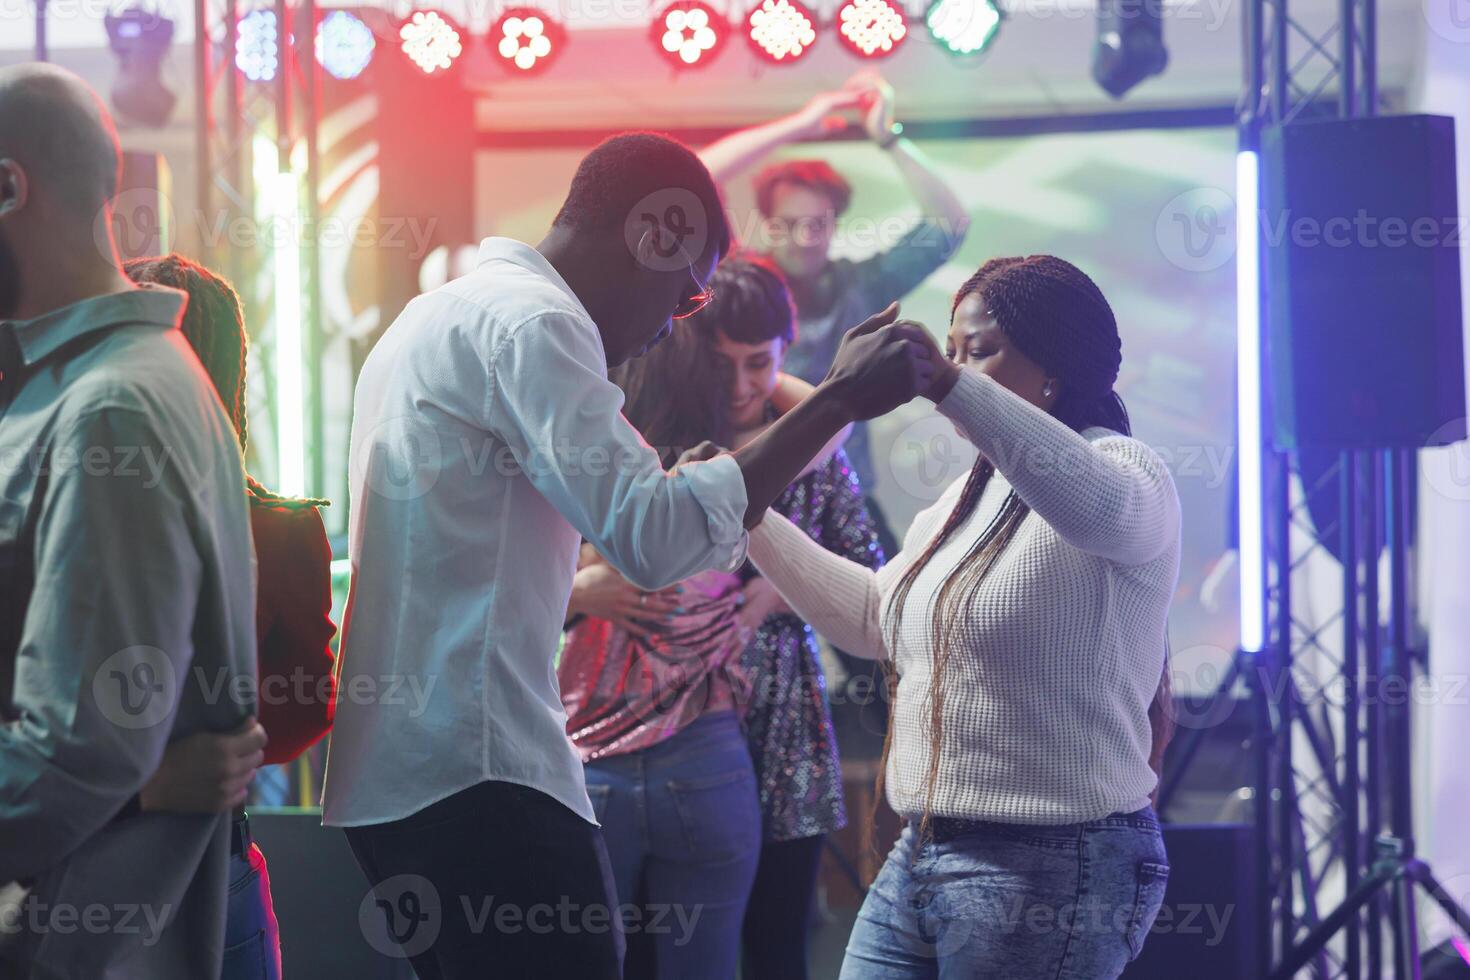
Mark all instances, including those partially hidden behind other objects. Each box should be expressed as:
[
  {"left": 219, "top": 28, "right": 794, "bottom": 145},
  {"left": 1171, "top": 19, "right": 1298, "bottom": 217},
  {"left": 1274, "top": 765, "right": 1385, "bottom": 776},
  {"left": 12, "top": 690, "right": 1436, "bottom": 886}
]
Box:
[{"left": 746, "top": 256, "right": 1181, "bottom": 979}]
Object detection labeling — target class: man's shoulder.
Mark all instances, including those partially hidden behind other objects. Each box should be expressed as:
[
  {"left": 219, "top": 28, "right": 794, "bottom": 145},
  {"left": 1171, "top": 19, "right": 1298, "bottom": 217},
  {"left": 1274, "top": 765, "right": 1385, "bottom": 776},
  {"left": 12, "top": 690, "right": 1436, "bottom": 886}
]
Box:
[
  {"left": 49, "top": 326, "right": 210, "bottom": 422},
  {"left": 439, "top": 261, "right": 591, "bottom": 329},
  {"left": 45, "top": 328, "right": 240, "bottom": 477}
]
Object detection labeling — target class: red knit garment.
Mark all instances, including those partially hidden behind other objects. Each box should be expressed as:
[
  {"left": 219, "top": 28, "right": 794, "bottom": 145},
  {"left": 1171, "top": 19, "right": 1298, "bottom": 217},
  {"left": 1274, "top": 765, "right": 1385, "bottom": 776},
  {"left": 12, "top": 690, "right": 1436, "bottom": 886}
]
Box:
[{"left": 250, "top": 503, "right": 337, "bottom": 765}]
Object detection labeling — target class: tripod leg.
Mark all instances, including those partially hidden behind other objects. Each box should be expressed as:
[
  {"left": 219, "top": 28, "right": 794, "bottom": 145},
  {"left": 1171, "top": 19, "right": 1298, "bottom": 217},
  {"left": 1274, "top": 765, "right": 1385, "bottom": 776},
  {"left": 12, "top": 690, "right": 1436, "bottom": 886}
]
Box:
[
  {"left": 1271, "top": 864, "right": 1403, "bottom": 979},
  {"left": 1404, "top": 861, "right": 1470, "bottom": 939},
  {"left": 1394, "top": 872, "right": 1421, "bottom": 980}
]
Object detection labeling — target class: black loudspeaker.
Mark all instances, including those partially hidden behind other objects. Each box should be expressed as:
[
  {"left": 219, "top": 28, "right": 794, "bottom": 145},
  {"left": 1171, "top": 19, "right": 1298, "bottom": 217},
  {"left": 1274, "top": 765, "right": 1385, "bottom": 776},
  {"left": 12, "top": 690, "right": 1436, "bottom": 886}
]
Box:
[
  {"left": 1262, "top": 115, "right": 1466, "bottom": 450},
  {"left": 1121, "top": 824, "right": 1261, "bottom": 979}
]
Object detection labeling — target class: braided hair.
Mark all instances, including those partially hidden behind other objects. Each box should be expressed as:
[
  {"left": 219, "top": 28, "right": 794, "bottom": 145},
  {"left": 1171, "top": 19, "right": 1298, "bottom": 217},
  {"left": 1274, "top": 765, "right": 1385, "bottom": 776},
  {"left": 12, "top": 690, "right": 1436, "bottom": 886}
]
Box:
[
  {"left": 875, "top": 255, "right": 1170, "bottom": 851},
  {"left": 124, "top": 253, "right": 327, "bottom": 511}
]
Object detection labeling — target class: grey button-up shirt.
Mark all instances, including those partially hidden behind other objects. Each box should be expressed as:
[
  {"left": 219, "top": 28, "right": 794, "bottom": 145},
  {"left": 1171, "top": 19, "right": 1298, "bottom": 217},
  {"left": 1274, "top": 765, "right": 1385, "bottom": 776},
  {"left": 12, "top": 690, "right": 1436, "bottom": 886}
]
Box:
[{"left": 0, "top": 286, "right": 257, "bottom": 979}]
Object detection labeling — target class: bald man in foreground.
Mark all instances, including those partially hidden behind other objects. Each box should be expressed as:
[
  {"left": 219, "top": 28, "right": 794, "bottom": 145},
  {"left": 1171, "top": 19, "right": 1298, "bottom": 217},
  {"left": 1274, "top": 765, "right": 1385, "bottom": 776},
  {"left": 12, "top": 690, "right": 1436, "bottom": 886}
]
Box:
[{"left": 0, "top": 65, "right": 257, "bottom": 978}]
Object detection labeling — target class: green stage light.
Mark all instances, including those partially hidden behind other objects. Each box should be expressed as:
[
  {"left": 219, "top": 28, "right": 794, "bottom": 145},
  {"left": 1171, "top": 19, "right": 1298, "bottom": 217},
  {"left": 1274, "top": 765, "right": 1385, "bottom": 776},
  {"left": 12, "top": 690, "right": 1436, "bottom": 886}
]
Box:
[{"left": 925, "top": 0, "right": 1002, "bottom": 56}]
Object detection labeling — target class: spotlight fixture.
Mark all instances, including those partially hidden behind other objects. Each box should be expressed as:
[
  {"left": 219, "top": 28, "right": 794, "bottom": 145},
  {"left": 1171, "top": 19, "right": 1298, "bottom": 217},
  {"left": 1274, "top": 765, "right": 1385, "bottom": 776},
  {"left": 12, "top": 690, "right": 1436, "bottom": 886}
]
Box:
[
  {"left": 104, "top": 5, "right": 177, "bottom": 127},
  {"left": 492, "top": 8, "right": 564, "bottom": 74},
  {"left": 1091, "top": 0, "right": 1168, "bottom": 98},
  {"left": 835, "top": 0, "right": 907, "bottom": 59},
  {"left": 747, "top": 0, "right": 818, "bottom": 64},
  {"left": 400, "top": 9, "right": 464, "bottom": 75},
  {"left": 316, "top": 10, "right": 375, "bottom": 80},
  {"left": 651, "top": 1, "right": 728, "bottom": 69},
  {"left": 925, "top": 0, "right": 1001, "bottom": 56},
  {"left": 235, "top": 9, "right": 279, "bottom": 82}
]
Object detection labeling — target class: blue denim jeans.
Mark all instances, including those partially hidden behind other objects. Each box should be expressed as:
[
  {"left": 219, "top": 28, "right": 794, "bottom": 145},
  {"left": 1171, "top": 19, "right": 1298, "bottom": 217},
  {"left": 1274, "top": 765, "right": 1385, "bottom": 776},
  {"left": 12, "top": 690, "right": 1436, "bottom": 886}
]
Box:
[
  {"left": 221, "top": 843, "right": 282, "bottom": 980},
  {"left": 841, "top": 808, "right": 1169, "bottom": 980},
  {"left": 584, "top": 710, "right": 761, "bottom": 980}
]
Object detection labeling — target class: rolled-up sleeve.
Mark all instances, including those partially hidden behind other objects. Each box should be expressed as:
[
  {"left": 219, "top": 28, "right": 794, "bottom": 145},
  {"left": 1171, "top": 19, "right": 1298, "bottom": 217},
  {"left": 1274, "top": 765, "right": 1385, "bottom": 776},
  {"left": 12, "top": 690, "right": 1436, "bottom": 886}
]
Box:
[
  {"left": 0, "top": 408, "right": 201, "bottom": 882},
  {"left": 486, "top": 311, "right": 749, "bottom": 590}
]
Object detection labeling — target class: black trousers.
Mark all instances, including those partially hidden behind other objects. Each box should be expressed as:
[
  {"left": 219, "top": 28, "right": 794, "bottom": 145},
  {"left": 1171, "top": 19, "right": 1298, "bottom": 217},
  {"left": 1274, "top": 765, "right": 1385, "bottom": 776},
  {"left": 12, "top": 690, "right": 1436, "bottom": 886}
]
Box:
[
  {"left": 740, "top": 834, "right": 826, "bottom": 980},
  {"left": 345, "top": 780, "right": 624, "bottom": 980}
]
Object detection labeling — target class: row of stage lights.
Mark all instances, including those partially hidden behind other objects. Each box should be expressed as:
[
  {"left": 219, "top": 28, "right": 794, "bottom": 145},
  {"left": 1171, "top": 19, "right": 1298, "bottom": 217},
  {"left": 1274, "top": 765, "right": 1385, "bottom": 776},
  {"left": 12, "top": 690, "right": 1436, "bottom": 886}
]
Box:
[{"left": 233, "top": 0, "right": 1002, "bottom": 81}]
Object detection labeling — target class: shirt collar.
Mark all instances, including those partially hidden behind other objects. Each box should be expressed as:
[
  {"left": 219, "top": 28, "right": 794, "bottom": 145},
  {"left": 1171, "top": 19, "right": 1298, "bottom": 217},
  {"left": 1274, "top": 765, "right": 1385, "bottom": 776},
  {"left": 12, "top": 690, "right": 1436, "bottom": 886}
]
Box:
[
  {"left": 475, "top": 237, "right": 595, "bottom": 323},
  {"left": 3, "top": 285, "right": 186, "bottom": 368}
]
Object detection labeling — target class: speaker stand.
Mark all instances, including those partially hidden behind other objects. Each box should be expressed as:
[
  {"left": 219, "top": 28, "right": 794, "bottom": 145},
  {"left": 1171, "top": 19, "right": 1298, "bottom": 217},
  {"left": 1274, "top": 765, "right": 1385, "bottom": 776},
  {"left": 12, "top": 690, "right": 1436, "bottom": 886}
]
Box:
[{"left": 1271, "top": 838, "right": 1470, "bottom": 979}]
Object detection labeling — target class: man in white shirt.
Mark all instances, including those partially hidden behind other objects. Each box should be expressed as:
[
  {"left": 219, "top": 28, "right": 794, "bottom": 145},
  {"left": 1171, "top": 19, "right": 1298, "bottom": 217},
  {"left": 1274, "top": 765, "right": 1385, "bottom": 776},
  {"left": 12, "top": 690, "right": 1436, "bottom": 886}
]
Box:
[{"left": 323, "top": 132, "right": 935, "bottom": 978}]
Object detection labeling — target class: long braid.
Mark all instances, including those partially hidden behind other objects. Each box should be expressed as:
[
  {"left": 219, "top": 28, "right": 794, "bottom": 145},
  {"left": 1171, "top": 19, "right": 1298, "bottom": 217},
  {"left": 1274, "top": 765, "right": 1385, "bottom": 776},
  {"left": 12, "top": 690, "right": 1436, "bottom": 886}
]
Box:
[{"left": 124, "top": 254, "right": 328, "bottom": 511}]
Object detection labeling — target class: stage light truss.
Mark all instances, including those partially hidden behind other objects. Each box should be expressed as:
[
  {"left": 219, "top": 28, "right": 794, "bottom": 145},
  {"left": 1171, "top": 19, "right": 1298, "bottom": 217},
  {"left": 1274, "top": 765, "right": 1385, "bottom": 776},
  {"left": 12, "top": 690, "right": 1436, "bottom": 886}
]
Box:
[
  {"left": 194, "top": 0, "right": 327, "bottom": 496},
  {"left": 1238, "top": 0, "right": 1386, "bottom": 973}
]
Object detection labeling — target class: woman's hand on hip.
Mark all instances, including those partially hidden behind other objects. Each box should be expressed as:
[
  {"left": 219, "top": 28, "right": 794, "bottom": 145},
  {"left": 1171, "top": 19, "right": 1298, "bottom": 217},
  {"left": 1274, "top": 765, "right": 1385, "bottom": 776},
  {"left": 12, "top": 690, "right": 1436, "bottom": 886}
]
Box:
[{"left": 569, "top": 562, "right": 684, "bottom": 639}]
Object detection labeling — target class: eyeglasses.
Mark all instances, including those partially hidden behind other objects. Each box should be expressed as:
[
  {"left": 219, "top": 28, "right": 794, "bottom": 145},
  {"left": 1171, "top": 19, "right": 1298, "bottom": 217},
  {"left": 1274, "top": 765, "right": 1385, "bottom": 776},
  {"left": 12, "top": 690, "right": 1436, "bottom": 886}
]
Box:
[{"left": 671, "top": 241, "right": 714, "bottom": 321}]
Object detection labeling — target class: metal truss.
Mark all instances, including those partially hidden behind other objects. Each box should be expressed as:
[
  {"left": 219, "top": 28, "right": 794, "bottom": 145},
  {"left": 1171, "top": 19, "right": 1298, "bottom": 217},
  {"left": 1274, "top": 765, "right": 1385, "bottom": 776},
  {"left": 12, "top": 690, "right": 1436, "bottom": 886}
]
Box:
[{"left": 1239, "top": 0, "right": 1385, "bottom": 973}]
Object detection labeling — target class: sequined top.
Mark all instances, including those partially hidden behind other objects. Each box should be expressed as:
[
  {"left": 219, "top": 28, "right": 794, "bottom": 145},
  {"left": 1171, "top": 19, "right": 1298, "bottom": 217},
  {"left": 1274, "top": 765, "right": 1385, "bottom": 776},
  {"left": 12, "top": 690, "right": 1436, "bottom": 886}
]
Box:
[
  {"left": 742, "top": 447, "right": 884, "bottom": 841},
  {"left": 558, "top": 568, "right": 752, "bottom": 762}
]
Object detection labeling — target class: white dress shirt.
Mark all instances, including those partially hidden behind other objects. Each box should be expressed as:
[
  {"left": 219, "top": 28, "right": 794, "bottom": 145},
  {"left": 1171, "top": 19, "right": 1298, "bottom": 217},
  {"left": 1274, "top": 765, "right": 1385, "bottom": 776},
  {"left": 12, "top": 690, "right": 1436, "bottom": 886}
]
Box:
[{"left": 322, "top": 238, "right": 749, "bottom": 828}]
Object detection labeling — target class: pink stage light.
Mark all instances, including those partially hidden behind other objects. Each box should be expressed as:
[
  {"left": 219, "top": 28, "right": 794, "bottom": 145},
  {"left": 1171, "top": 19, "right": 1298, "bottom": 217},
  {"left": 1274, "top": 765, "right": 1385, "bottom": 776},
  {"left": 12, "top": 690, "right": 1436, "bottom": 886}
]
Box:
[
  {"left": 493, "top": 8, "right": 563, "bottom": 74},
  {"left": 747, "top": 0, "right": 818, "bottom": 63},
  {"left": 835, "top": 0, "right": 907, "bottom": 58},
  {"left": 652, "top": 1, "right": 728, "bottom": 69},
  {"left": 399, "top": 10, "right": 463, "bottom": 75}
]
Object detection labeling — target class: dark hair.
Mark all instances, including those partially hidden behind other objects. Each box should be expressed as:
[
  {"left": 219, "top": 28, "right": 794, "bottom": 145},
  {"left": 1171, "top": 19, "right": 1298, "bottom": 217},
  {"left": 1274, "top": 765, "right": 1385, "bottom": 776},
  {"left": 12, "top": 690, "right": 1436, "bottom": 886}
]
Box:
[
  {"left": 553, "top": 132, "right": 731, "bottom": 263},
  {"left": 877, "top": 255, "right": 1171, "bottom": 848},
  {"left": 685, "top": 254, "right": 797, "bottom": 347},
  {"left": 753, "top": 159, "right": 852, "bottom": 219},
  {"left": 124, "top": 253, "right": 325, "bottom": 509},
  {"left": 609, "top": 317, "right": 732, "bottom": 468},
  {"left": 0, "top": 66, "right": 120, "bottom": 222}
]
